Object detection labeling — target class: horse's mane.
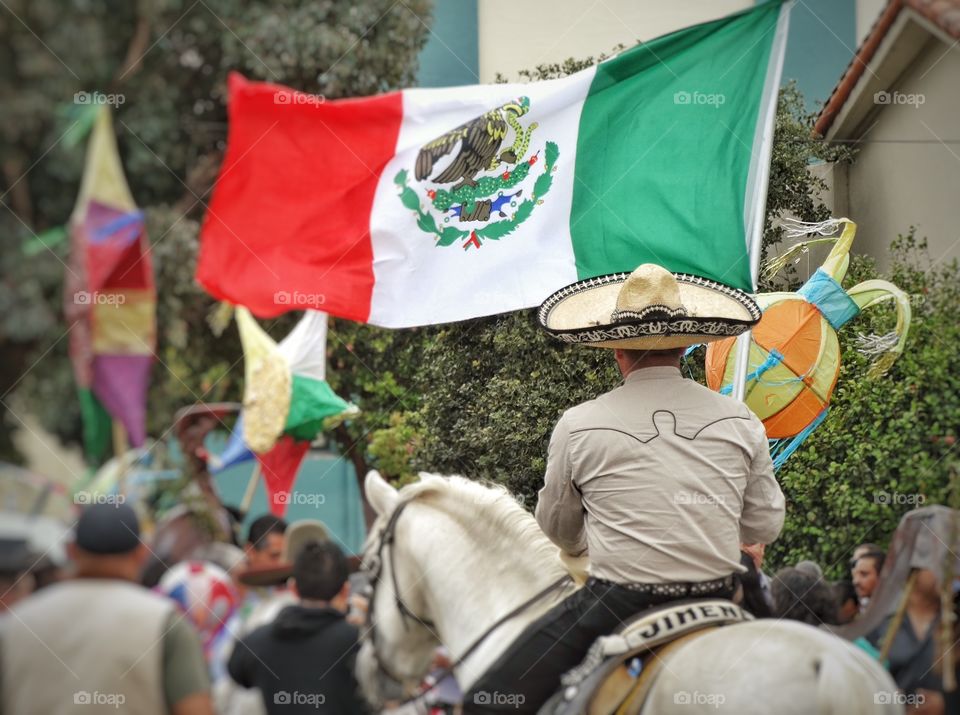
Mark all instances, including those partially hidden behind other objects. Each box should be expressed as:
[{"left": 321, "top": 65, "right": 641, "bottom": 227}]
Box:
[{"left": 393, "top": 473, "right": 566, "bottom": 576}]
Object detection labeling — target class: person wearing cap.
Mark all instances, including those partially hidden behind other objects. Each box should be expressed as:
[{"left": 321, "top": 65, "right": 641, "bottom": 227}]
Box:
[
  {"left": 227, "top": 539, "right": 369, "bottom": 714},
  {"left": 0, "top": 503, "right": 215, "bottom": 715},
  {"left": 465, "top": 264, "right": 785, "bottom": 713}
]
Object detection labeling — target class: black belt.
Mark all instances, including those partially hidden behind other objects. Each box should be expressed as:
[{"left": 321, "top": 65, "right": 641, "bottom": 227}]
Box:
[{"left": 591, "top": 574, "right": 736, "bottom": 598}]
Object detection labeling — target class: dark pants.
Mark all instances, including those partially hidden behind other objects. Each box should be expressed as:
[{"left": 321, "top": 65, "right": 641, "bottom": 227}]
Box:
[{"left": 463, "top": 577, "right": 734, "bottom": 714}]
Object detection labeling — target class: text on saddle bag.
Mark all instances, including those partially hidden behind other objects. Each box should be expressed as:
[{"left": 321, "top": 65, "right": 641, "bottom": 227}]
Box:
[{"left": 600, "top": 599, "right": 754, "bottom": 657}]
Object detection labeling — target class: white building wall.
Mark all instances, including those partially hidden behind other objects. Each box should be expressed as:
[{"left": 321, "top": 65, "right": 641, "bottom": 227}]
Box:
[
  {"left": 841, "top": 38, "right": 960, "bottom": 270},
  {"left": 477, "top": 0, "right": 751, "bottom": 82},
  {"left": 856, "top": 0, "right": 888, "bottom": 44}
]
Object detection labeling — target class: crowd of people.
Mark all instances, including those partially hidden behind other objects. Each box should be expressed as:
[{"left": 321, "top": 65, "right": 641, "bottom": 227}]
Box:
[
  {"left": 0, "top": 504, "right": 373, "bottom": 715},
  {"left": 1, "top": 498, "right": 956, "bottom": 714},
  {"left": 741, "top": 540, "right": 958, "bottom": 714},
  {"left": 738, "top": 541, "right": 885, "bottom": 627}
]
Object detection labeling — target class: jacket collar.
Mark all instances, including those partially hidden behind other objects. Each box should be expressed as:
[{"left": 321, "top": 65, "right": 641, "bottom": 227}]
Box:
[{"left": 623, "top": 366, "right": 683, "bottom": 384}]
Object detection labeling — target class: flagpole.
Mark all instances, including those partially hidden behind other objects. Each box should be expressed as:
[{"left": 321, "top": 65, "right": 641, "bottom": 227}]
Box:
[
  {"left": 732, "top": 1, "right": 792, "bottom": 402},
  {"left": 239, "top": 462, "right": 262, "bottom": 515}
]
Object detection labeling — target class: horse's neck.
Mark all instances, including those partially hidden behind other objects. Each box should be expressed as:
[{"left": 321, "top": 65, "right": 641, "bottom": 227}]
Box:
[{"left": 406, "top": 499, "right": 571, "bottom": 689}]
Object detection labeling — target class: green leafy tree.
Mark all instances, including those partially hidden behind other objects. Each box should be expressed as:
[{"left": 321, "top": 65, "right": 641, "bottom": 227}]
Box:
[{"left": 1, "top": 0, "right": 432, "bottom": 460}]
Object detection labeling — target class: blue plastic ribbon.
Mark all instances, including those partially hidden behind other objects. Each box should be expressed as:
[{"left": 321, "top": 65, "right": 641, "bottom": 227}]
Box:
[
  {"left": 797, "top": 269, "right": 860, "bottom": 329},
  {"left": 720, "top": 349, "right": 785, "bottom": 395}
]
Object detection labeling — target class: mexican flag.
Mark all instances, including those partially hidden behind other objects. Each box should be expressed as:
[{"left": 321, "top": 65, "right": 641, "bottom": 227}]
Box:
[{"left": 198, "top": 1, "right": 789, "bottom": 328}]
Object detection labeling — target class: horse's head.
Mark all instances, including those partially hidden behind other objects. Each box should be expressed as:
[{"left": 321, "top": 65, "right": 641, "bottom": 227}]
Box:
[
  {"left": 356, "top": 470, "right": 572, "bottom": 707},
  {"left": 356, "top": 471, "right": 441, "bottom": 705}
]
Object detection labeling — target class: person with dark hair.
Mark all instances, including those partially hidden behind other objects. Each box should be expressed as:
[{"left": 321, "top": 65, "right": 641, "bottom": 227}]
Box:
[
  {"left": 852, "top": 550, "right": 885, "bottom": 611},
  {"left": 245, "top": 514, "right": 288, "bottom": 571},
  {"left": 833, "top": 579, "right": 860, "bottom": 624},
  {"left": 226, "top": 514, "right": 292, "bottom": 646},
  {"left": 0, "top": 504, "right": 214, "bottom": 715},
  {"left": 227, "top": 540, "right": 368, "bottom": 714},
  {"left": 770, "top": 566, "right": 838, "bottom": 626},
  {"left": 851, "top": 542, "right": 884, "bottom": 564},
  {"left": 794, "top": 560, "right": 824, "bottom": 580}
]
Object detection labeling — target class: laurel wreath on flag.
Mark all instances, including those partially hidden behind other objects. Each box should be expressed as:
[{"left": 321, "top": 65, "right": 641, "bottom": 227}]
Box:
[{"left": 394, "top": 141, "right": 559, "bottom": 249}]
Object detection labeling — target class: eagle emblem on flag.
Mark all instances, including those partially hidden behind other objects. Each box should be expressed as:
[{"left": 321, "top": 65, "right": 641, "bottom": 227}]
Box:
[{"left": 393, "top": 96, "right": 559, "bottom": 251}]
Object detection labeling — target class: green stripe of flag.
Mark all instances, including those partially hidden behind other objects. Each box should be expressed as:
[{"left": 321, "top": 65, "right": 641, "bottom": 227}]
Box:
[{"left": 570, "top": 0, "right": 783, "bottom": 291}]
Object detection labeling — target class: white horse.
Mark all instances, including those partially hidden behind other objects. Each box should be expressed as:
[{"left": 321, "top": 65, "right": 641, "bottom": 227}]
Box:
[{"left": 357, "top": 471, "right": 902, "bottom": 714}]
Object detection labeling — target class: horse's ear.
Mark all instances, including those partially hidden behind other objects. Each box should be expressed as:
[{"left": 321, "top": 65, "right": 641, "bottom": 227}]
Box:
[{"left": 365, "top": 470, "right": 400, "bottom": 516}]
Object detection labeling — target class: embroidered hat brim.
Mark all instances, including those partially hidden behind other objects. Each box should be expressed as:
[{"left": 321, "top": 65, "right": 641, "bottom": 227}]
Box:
[{"left": 538, "top": 272, "right": 761, "bottom": 349}]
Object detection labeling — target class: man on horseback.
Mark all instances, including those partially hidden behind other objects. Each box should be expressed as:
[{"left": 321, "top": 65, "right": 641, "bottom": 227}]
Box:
[{"left": 464, "top": 264, "right": 785, "bottom": 713}]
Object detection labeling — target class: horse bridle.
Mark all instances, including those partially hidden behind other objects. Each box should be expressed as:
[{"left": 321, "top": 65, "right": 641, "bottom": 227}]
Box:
[
  {"left": 363, "top": 499, "right": 435, "bottom": 687},
  {"left": 362, "top": 498, "right": 573, "bottom": 701}
]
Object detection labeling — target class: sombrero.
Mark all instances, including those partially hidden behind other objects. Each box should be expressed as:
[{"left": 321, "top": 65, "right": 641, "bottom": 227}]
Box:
[
  {"left": 538, "top": 264, "right": 760, "bottom": 350},
  {"left": 237, "top": 519, "right": 330, "bottom": 587}
]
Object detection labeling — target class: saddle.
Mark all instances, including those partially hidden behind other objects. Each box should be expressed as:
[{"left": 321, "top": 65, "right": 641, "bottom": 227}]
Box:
[{"left": 539, "top": 598, "right": 753, "bottom": 715}]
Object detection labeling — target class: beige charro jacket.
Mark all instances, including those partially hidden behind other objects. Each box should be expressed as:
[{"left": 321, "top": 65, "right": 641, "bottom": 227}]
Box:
[{"left": 535, "top": 366, "right": 785, "bottom": 585}]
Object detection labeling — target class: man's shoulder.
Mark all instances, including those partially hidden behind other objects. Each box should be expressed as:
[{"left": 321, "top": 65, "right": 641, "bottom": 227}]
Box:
[
  {"left": 12, "top": 579, "right": 173, "bottom": 619},
  {"left": 563, "top": 375, "right": 756, "bottom": 430},
  {"left": 678, "top": 378, "right": 758, "bottom": 421},
  {"left": 328, "top": 616, "right": 360, "bottom": 641},
  {"left": 239, "top": 619, "right": 275, "bottom": 649},
  {"left": 241, "top": 608, "right": 358, "bottom": 646}
]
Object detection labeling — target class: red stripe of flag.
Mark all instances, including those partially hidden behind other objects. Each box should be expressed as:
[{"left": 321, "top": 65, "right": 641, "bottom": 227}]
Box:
[{"left": 197, "top": 73, "right": 403, "bottom": 320}]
